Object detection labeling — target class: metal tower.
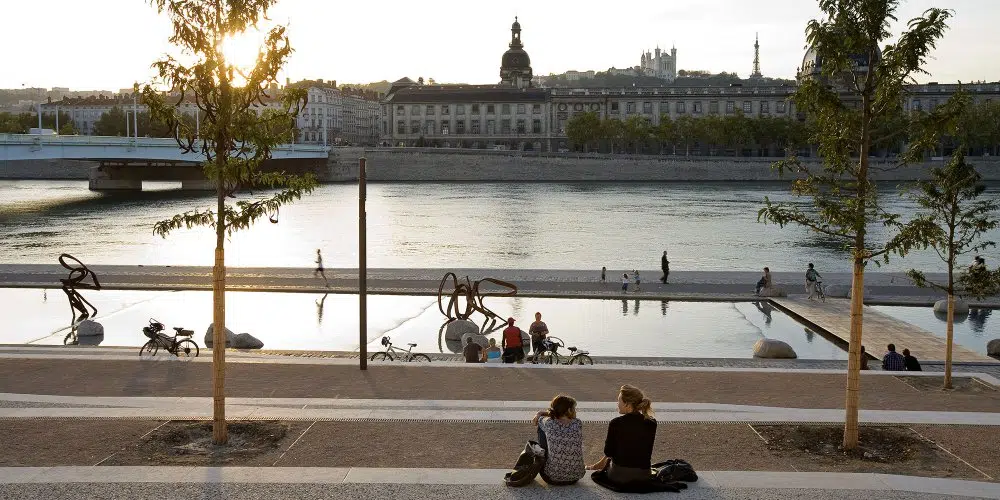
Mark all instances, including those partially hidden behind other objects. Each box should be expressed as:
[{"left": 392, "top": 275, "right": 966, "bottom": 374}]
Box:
[{"left": 752, "top": 33, "right": 762, "bottom": 78}]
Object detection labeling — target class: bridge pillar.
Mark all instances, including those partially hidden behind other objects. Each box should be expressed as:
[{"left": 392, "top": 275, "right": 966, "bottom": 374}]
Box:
[{"left": 181, "top": 179, "right": 217, "bottom": 191}]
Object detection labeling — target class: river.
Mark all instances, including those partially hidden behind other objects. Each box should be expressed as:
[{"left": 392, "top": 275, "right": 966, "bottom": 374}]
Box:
[{"left": 1, "top": 180, "right": 997, "bottom": 272}]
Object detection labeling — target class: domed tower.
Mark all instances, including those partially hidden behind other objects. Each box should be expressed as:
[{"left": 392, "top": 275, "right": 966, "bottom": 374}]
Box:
[
  {"left": 500, "top": 17, "right": 533, "bottom": 89},
  {"left": 799, "top": 43, "right": 880, "bottom": 84}
]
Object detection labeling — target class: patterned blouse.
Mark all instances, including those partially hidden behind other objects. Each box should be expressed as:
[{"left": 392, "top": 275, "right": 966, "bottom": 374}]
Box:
[{"left": 540, "top": 417, "right": 585, "bottom": 483}]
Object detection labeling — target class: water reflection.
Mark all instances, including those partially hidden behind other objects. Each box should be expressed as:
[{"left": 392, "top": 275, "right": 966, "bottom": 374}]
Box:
[
  {"left": 968, "top": 308, "right": 992, "bottom": 333},
  {"left": 621, "top": 299, "right": 628, "bottom": 316},
  {"left": 872, "top": 305, "right": 999, "bottom": 355},
  {"left": 316, "top": 293, "right": 328, "bottom": 325},
  {"left": 804, "top": 328, "right": 815, "bottom": 343},
  {"left": 633, "top": 299, "right": 640, "bottom": 316},
  {"left": 661, "top": 300, "right": 668, "bottom": 316},
  {"left": 753, "top": 301, "right": 773, "bottom": 324}
]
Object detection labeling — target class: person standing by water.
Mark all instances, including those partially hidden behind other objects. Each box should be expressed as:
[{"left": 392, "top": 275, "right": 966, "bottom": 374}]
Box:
[
  {"left": 633, "top": 270, "right": 641, "bottom": 292},
  {"left": 601, "top": 266, "right": 607, "bottom": 285},
  {"left": 805, "top": 263, "right": 822, "bottom": 300},
  {"left": 621, "top": 273, "right": 629, "bottom": 294},
  {"left": 313, "top": 249, "right": 328, "bottom": 287},
  {"left": 502, "top": 317, "right": 525, "bottom": 364},
  {"left": 529, "top": 312, "right": 550, "bottom": 362},
  {"left": 660, "top": 251, "right": 670, "bottom": 284}
]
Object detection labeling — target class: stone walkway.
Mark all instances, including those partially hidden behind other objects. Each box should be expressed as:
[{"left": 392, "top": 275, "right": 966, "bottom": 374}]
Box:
[{"left": 773, "top": 297, "right": 995, "bottom": 363}]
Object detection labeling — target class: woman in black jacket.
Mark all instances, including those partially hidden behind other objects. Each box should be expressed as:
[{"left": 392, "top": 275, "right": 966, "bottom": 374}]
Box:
[{"left": 587, "top": 384, "right": 656, "bottom": 484}]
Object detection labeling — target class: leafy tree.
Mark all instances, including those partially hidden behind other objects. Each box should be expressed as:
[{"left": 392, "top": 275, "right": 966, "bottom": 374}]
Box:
[
  {"left": 656, "top": 115, "right": 676, "bottom": 154},
  {"left": 0, "top": 111, "right": 76, "bottom": 134},
  {"left": 565, "top": 111, "right": 601, "bottom": 152},
  {"left": 897, "top": 147, "right": 1000, "bottom": 388},
  {"left": 93, "top": 107, "right": 128, "bottom": 136},
  {"left": 757, "top": 0, "right": 956, "bottom": 449},
  {"left": 623, "top": 115, "right": 652, "bottom": 154},
  {"left": 141, "top": 0, "right": 316, "bottom": 444},
  {"left": 673, "top": 115, "right": 701, "bottom": 156},
  {"left": 601, "top": 118, "right": 624, "bottom": 153}
]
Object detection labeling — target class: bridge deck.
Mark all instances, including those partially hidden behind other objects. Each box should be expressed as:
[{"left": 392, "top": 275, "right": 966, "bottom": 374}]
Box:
[{"left": 771, "top": 297, "right": 995, "bottom": 363}]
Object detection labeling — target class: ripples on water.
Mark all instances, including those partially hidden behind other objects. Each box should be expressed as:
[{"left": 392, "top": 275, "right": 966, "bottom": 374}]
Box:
[{"left": 0, "top": 179, "right": 998, "bottom": 272}]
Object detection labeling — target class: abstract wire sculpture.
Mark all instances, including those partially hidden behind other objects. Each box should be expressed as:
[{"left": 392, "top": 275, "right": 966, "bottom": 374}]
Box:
[
  {"left": 58, "top": 253, "right": 101, "bottom": 345},
  {"left": 437, "top": 272, "right": 518, "bottom": 334}
]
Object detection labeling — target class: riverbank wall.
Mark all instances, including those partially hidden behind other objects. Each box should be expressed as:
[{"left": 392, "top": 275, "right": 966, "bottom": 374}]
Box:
[
  {"left": 329, "top": 148, "right": 1000, "bottom": 182},
  {"left": 5, "top": 148, "right": 1000, "bottom": 183}
]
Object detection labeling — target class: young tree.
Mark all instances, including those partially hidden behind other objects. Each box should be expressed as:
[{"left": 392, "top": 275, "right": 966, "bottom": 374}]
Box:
[
  {"left": 897, "top": 147, "right": 1000, "bottom": 388},
  {"left": 93, "top": 107, "right": 128, "bottom": 136},
  {"left": 757, "top": 0, "right": 955, "bottom": 449},
  {"left": 623, "top": 115, "right": 651, "bottom": 154},
  {"left": 565, "top": 111, "right": 601, "bottom": 152},
  {"left": 601, "top": 118, "right": 624, "bottom": 154},
  {"left": 142, "top": 0, "right": 316, "bottom": 444}
]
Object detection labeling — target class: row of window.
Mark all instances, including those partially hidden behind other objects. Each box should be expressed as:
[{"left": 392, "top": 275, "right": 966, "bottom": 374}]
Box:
[
  {"left": 590, "top": 100, "right": 788, "bottom": 114},
  {"left": 397, "top": 103, "right": 543, "bottom": 116},
  {"left": 396, "top": 118, "right": 544, "bottom": 135}
]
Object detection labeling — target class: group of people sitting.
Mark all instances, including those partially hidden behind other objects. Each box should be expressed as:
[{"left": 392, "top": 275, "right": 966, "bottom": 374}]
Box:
[
  {"left": 754, "top": 263, "right": 824, "bottom": 298},
  {"left": 463, "top": 312, "right": 552, "bottom": 364},
  {"left": 521, "top": 384, "right": 663, "bottom": 488},
  {"left": 877, "top": 343, "right": 922, "bottom": 371}
]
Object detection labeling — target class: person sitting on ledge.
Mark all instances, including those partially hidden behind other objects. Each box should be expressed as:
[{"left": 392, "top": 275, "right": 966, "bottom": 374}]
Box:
[
  {"left": 902, "top": 348, "right": 922, "bottom": 371},
  {"left": 882, "top": 343, "right": 906, "bottom": 371},
  {"left": 531, "top": 395, "right": 585, "bottom": 485},
  {"left": 755, "top": 267, "right": 772, "bottom": 296},
  {"left": 463, "top": 336, "right": 483, "bottom": 363},
  {"left": 587, "top": 385, "right": 656, "bottom": 484},
  {"left": 484, "top": 338, "right": 503, "bottom": 363}
]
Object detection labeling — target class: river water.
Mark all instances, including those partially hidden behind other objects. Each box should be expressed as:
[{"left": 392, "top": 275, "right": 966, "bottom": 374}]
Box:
[{"left": 1, "top": 180, "right": 998, "bottom": 272}]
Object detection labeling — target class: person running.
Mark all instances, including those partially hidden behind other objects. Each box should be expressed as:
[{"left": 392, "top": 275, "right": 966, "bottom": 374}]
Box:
[
  {"left": 805, "top": 263, "right": 822, "bottom": 300},
  {"left": 660, "top": 251, "right": 670, "bottom": 284},
  {"left": 313, "top": 249, "right": 328, "bottom": 286},
  {"left": 501, "top": 317, "right": 524, "bottom": 364},
  {"left": 882, "top": 343, "right": 906, "bottom": 371},
  {"left": 621, "top": 273, "right": 629, "bottom": 293},
  {"left": 529, "top": 312, "right": 549, "bottom": 361},
  {"left": 902, "top": 348, "right": 922, "bottom": 371}
]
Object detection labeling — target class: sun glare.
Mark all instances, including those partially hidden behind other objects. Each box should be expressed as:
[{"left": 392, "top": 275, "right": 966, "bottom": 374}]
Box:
[{"left": 221, "top": 30, "right": 265, "bottom": 72}]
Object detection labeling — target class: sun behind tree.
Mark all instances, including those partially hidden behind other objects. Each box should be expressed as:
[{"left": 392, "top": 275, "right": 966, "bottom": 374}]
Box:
[{"left": 140, "top": 0, "right": 317, "bottom": 445}]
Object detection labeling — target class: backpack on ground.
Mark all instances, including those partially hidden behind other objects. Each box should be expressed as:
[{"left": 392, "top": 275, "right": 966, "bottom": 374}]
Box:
[
  {"left": 503, "top": 440, "right": 546, "bottom": 487},
  {"left": 652, "top": 459, "right": 698, "bottom": 483}
]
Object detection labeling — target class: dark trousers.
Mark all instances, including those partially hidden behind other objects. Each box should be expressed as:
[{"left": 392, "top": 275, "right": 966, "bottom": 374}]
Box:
[
  {"left": 536, "top": 422, "right": 548, "bottom": 451},
  {"left": 661, "top": 269, "right": 669, "bottom": 283}
]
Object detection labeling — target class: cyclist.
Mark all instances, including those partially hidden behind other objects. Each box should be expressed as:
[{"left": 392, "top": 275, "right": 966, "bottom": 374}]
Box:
[{"left": 805, "top": 263, "right": 822, "bottom": 300}]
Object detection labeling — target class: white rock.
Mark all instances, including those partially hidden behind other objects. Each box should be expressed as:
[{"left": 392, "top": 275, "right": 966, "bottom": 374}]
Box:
[
  {"left": 443, "top": 319, "right": 480, "bottom": 341},
  {"left": 933, "top": 298, "right": 970, "bottom": 315},
  {"left": 753, "top": 338, "right": 798, "bottom": 359},
  {"left": 986, "top": 339, "right": 1000, "bottom": 357},
  {"left": 76, "top": 319, "right": 104, "bottom": 337}
]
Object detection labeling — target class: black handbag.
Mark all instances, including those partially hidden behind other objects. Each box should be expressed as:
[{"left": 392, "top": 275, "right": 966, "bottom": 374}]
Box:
[
  {"left": 503, "top": 440, "right": 546, "bottom": 487},
  {"left": 652, "top": 459, "right": 698, "bottom": 483}
]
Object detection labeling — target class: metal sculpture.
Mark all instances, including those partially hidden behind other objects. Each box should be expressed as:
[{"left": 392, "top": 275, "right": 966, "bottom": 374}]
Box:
[
  {"left": 58, "top": 253, "right": 102, "bottom": 345},
  {"left": 437, "top": 272, "right": 518, "bottom": 334}
]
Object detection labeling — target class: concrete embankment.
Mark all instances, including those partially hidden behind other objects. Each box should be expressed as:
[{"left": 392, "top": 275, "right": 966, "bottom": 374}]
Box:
[
  {"left": 6, "top": 148, "right": 1000, "bottom": 183},
  {"left": 2, "top": 265, "right": 996, "bottom": 306},
  {"left": 328, "top": 148, "right": 1000, "bottom": 183}
]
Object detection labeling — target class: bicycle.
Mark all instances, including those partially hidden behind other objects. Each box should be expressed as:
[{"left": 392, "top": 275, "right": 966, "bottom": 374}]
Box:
[
  {"left": 809, "top": 280, "right": 826, "bottom": 302},
  {"left": 139, "top": 318, "right": 199, "bottom": 358},
  {"left": 535, "top": 336, "right": 593, "bottom": 365},
  {"left": 369, "top": 336, "right": 431, "bottom": 362}
]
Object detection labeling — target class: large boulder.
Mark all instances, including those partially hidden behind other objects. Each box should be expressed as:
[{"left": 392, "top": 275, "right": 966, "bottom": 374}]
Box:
[
  {"left": 987, "top": 339, "right": 1000, "bottom": 357},
  {"left": 444, "top": 319, "right": 479, "bottom": 341},
  {"left": 753, "top": 338, "right": 797, "bottom": 359},
  {"left": 757, "top": 286, "right": 786, "bottom": 298},
  {"left": 461, "top": 333, "right": 490, "bottom": 349},
  {"left": 76, "top": 319, "right": 104, "bottom": 337},
  {"left": 204, "top": 325, "right": 263, "bottom": 349},
  {"left": 933, "top": 298, "right": 970, "bottom": 315}
]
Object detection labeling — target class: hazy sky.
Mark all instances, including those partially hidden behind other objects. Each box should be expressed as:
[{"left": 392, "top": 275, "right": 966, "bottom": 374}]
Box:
[{"left": 4, "top": 0, "right": 999, "bottom": 90}]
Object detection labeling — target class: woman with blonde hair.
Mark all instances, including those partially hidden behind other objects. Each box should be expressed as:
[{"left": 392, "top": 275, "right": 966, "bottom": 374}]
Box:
[
  {"left": 587, "top": 385, "right": 656, "bottom": 485},
  {"left": 531, "top": 394, "right": 585, "bottom": 485}
]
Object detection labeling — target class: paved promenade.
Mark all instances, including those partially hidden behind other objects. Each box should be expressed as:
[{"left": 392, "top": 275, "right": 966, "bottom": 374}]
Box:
[
  {"left": 5, "top": 264, "right": 996, "bottom": 305},
  {"left": 0, "top": 353, "right": 998, "bottom": 498}
]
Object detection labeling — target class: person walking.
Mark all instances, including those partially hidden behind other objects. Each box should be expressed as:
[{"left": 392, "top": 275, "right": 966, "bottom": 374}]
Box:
[
  {"left": 660, "top": 251, "right": 670, "bottom": 284},
  {"left": 313, "top": 249, "right": 328, "bottom": 287},
  {"left": 621, "top": 273, "right": 629, "bottom": 294},
  {"left": 805, "top": 263, "right": 822, "bottom": 300},
  {"left": 633, "top": 270, "right": 641, "bottom": 292},
  {"left": 600, "top": 266, "right": 607, "bottom": 284}
]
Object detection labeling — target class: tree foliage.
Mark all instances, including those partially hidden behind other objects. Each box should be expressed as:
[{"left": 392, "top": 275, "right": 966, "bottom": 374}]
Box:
[{"left": 0, "top": 111, "right": 76, "bottom": 134}]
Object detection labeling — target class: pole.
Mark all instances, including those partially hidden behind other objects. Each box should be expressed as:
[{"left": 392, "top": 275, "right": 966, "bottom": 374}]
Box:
[
  {"left": 196, "top": 111, "right": 200, "bottom": 140},
  {"left": 126, "top": 110, "right": 130, "bottom": 138},
  {"left": 55, "top": 107, "right": 59, "bottom": 133},
  {"left": 133, "top": 93, "right": 138, "bottom": 139},
  {"left": 37, "top": 104, "right": 42, "bottom": 130},
  {"left": 359, "top": 157, "right": 367, "bottom": 370}
]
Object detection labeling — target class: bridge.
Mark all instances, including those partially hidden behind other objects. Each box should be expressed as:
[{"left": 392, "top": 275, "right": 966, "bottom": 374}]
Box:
[{"left": 1, "top": 133, "right": 329, "bottom": 191}]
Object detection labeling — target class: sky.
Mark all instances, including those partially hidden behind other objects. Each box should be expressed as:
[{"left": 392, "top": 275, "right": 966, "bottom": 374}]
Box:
[{"left": 3, "top": 0, "right": 999, "bottom": 90}]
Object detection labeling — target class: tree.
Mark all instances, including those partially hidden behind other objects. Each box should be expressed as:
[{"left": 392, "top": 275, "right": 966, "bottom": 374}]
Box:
[
  {"left": 141, "top": 0, "right": 316, "bottom": 444},
  {"left": 565, "top": 111, "right": 601, "bottom": 152},
  {"left": 757, "top": 0, "right": 955, "bottom": 449},
  {"left": 623, "top": 115, "right": 652, "bottom": 154},
  {"left": 93, "top": 107, "right": 128, "bottom": 136},
  {"left": 656, "top": 115, "right": 676, "bottom": 154},
  {"left": 601, "top": 118, "right": 624, "bottom": 153},
  {"left": 897, "top": 147, "right": 1000, "bottom": 388},
  {"left": 673, "top": 115, "right": 701, "bottom": 156}
]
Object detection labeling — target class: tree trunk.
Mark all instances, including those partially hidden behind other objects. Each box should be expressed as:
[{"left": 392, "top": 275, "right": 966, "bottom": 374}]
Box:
[
  {"left": 212, "top": 156, "right": 227, "bottom": 445},
  {"left": 945, "top": 293, "right": 954, "bottom": 389},
  {"left": 843, "top": 255, "right": 865, "bottom": 449}
]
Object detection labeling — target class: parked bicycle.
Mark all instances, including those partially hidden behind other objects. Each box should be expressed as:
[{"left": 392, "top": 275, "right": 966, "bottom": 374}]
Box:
[
  {"left": 139, "top": 318, "right": 199, "bottom": 357},
  {"left": 535, "top": 336, "right": 593, "bottom": 365},
  {"left": 369, "top": 336, "right": 431, "bottom": 362}
]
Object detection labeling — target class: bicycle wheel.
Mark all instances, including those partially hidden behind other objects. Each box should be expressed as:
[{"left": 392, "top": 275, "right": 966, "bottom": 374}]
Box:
[
  {"left": 174, "top": 339, "right": 199, "bottom": 357},
  {"left": 408, "top": 353, "right": 431, "bottom": 362},
  {"left": 538, "top": 351, "right": 560, "bottom": 365},
  {"left": 369, "top": 352, "right": 392, "bottom": 361},
  {"left": 140, "top": 340, "right": 158, "bottom": 357},
  {"left": 571, "top": 354, "right": 594, "bottom": 365}
]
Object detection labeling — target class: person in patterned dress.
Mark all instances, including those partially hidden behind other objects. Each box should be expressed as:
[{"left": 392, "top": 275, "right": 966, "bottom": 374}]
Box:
[{"left": 531, "top": 395, "right": 586, "bottom": 485}]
